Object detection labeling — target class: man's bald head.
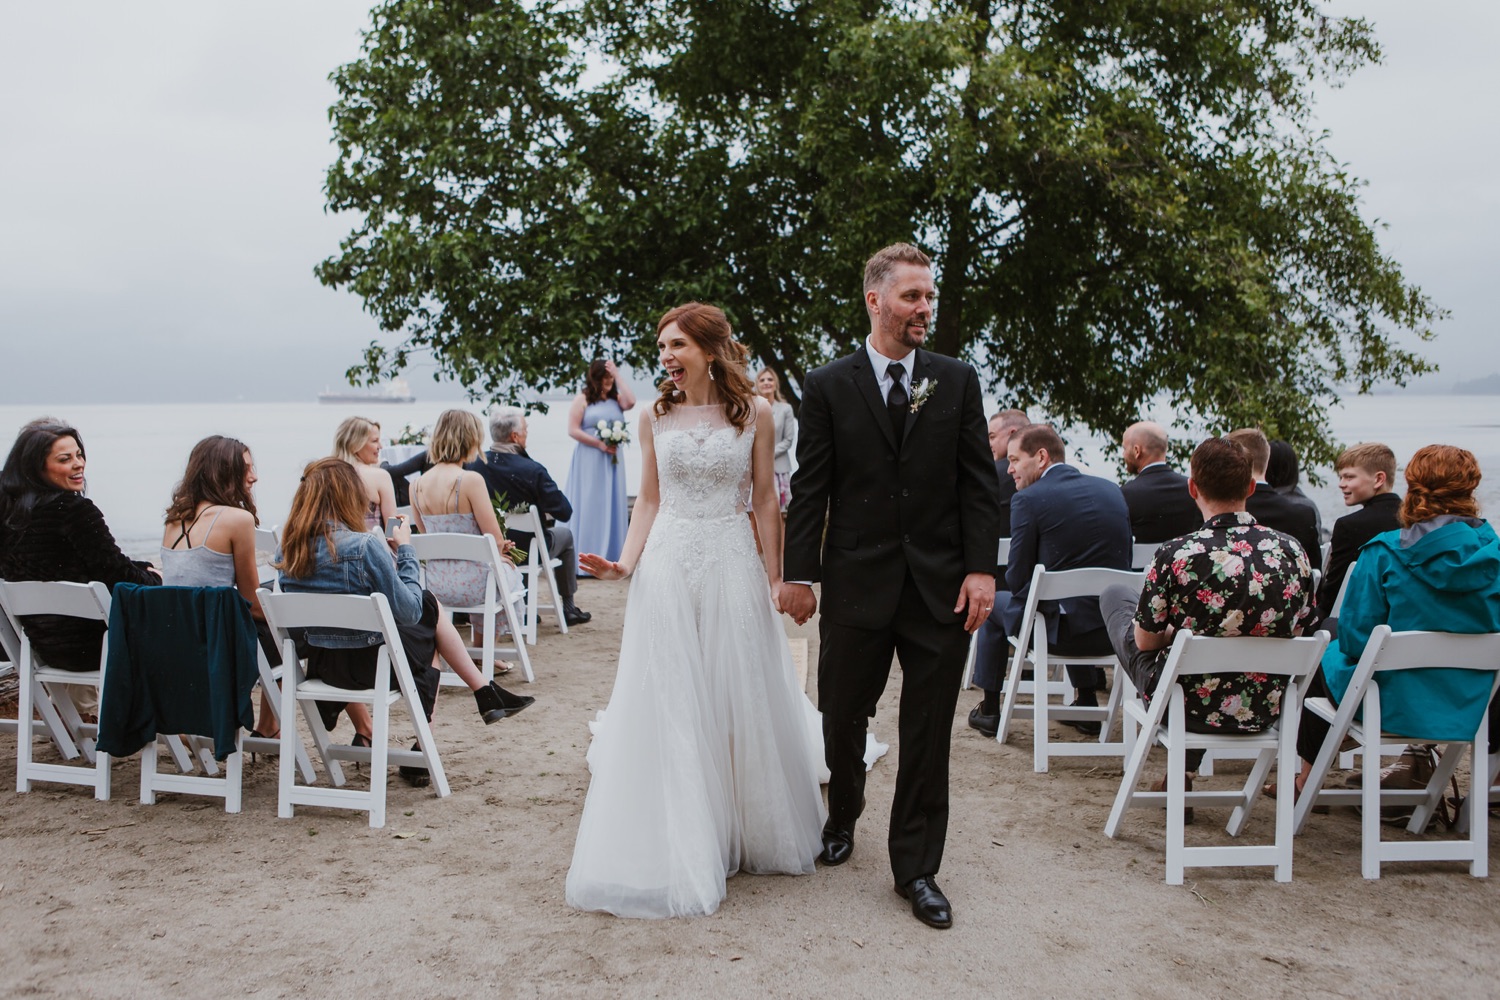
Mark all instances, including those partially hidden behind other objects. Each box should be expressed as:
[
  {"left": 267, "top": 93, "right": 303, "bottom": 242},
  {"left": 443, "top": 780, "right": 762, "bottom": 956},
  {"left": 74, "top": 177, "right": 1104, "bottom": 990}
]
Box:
[
  {"left": 1121, "top": 421, "right": 1169, "bottom": 475},
  {"left": 988, "top": 408, "right": 1030, "bottom": 461}
]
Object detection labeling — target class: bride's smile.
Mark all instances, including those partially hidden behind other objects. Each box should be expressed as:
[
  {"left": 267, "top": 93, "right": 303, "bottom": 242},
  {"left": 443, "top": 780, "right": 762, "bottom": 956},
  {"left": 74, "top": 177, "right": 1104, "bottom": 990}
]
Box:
[{"left": 658, "top": 322, "right": 711, "bottom": 396}]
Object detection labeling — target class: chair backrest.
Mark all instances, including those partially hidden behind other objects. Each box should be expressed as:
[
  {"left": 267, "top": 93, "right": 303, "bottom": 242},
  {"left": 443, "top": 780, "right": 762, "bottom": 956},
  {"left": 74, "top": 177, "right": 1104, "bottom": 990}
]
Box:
[
  {"left": 1031, "top": 565, "right": 1145, "bottom": 603},
  {"left": 0, "top": 580, "right": 111, "bottom": 622},
  {"left": 406, "top": 531, "right": 505, "bottom": 571},
  {"left": 504, "top": 505, "right": 545, "bottom": 540},
  {"left": 996, "top": 538, "right": 1011, "bottom": 566},
  {"left": 259, "top": 590, "right": 395, "bottom": 636},
  {"left": 1158, "top": 628, "right": 1330, "bottom": 684},
  {"left": 1131, "top": 542, "right": 1159, "bottom": 570},
  {"left": 254, "top": 525, "right": 281, "bottom": 589},
  {"left": 0, "top": 589, "right": 21, "bottom": 665},
  {"left": 1364, "top": 627, "right": 1500, "bottom": 677},
  {"left": 1328, "top": 558, "right": 1356, "bottom": 619}
]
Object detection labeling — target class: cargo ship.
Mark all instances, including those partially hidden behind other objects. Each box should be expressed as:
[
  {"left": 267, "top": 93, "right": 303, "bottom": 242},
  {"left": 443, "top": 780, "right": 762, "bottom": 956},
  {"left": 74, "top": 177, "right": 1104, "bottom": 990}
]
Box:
[{"left": 317, "top": 378, "right": 416, "bottom": 404}]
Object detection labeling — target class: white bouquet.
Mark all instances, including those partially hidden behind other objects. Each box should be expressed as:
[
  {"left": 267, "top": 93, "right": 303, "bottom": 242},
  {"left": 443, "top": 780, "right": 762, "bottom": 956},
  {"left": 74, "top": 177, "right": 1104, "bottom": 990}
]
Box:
[{"left": 597, "top": 419, "right": 631, "bottom": 464}]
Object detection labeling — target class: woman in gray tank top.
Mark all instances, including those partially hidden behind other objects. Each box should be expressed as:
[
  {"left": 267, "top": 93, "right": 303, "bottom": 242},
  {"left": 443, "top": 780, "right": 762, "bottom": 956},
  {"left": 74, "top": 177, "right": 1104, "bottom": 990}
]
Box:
[{"left": 161, "top": 436, "right": 283, "bottom": 738}]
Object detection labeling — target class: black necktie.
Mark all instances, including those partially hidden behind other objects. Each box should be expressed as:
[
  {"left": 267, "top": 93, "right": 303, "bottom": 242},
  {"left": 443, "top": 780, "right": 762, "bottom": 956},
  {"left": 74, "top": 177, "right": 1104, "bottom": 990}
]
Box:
[{"left": 886, "top": 362, "right": 908, "bottom": 441}]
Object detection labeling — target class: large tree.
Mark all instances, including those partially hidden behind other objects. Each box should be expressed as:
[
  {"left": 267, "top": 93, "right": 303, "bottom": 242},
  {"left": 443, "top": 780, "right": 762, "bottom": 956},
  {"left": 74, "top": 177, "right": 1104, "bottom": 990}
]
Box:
[{"left": 318, "top": 0, "right": 1438, "bottom": 463}]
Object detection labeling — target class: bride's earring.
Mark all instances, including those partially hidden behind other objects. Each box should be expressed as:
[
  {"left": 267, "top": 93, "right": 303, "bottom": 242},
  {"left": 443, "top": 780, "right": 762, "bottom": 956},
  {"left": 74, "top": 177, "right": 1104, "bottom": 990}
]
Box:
[{"left": 707, "top": 362, "right": 715, "bottom": 382}]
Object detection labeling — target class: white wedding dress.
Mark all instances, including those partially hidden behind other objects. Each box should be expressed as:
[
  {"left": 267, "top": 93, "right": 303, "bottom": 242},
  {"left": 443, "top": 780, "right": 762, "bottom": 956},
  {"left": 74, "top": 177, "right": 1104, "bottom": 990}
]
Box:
[{"left": 566, "top": 404, "right": 827, "bottom": 918}]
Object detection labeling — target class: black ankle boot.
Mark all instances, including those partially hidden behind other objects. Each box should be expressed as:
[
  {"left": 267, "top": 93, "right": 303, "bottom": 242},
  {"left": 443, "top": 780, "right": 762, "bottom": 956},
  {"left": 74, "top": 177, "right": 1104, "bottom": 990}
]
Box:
[
  {"left": 474, "top": 683, "right": 507, "bottom": 725},
  {"left": 491, "top": 681, "right": 535, "bottom": 717}
]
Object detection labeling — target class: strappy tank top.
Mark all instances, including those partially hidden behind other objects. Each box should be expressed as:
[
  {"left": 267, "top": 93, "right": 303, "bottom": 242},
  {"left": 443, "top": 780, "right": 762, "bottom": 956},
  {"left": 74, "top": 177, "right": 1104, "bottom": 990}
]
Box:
[
  {"left": 415, "top": 474, "right": 480, "bottom": 536},
  {"left": 160, "top": 507, "right": 236, "bottom": 587}
]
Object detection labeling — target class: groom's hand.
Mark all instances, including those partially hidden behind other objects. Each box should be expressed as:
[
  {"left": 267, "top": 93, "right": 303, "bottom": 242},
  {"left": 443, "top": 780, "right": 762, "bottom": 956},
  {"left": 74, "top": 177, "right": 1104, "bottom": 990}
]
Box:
[
  {"left": 955, "top": 573, "right": 997, "bottom": 633},
  {"left": 779, "top": 583, "right": 817, "bottom": 626}
]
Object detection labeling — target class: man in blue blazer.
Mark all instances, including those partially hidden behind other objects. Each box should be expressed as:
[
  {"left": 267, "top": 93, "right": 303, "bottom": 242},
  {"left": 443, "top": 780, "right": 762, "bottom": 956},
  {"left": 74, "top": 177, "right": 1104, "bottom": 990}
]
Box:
[{"left": 968, "top": 424, "right": 1132, "bottom": 738}]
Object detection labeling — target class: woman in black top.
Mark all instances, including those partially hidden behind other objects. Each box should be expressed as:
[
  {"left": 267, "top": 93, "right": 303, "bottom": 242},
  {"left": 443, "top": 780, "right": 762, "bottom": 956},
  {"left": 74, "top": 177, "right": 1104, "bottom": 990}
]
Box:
[{"left": 0, "top": 421, "right": 160, "bottom": 671}]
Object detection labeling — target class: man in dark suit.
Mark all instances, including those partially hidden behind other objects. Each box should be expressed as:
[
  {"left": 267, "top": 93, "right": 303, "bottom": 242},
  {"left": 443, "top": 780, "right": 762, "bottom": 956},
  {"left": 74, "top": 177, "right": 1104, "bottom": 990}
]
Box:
[
  {"left": 989, "top": 409, "right": 1029, "bottom": 538},
  {"left": 1317, "top": 441, "right": 1402, "bottom": 621},
  {"left": 1119, "top": 421, "right": 1201, "bottom": 544},
  {"left": 1227, "top": 427, "right": 1323, "bottom": 571},
  {"left": 967, "top": 424, "right": 1133, "bottom": 738},
  {"left": 465, "top": 406, "right": 591, "bottom": 626},
  {"left": 782, "top": 243, "right": 999, "bottom": 930}
]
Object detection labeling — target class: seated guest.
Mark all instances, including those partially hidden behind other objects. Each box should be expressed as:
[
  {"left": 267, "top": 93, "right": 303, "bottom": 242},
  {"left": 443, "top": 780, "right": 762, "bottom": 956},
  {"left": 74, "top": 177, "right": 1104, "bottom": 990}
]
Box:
[
  {"left": 988, "top": 409, "right": 1029, "bottom": 538},
  {"left": 1100, "top": 437, "right": 1317, "bottom": 806},
  {"left": 410, "top": 409, "right": 523, "bottom": 671},
  {"left": 383, "top": 449, "right": 431, "bottom": 508},
  {"left": 467, "top": 406, "right": 591, "bottom": 626},
  {"left": 1226, "top": 427, "right": 1322, "bottom": 571},
  {"left": 333, "top": 416, "right": 396, "bottom": 531},
  {"left": 968, "top": 424, "right": 1131, "bottom": 739},
  {"left": 0, "top": 421, "right": 161, "bottom": 690},
  {"left": 1316, "top": 442, "right": 1402, "bottom": 623},
  {"left": 1266, "top": 439, "right": 1325, "bottom": 545},
  {"left": 161, "top": 435, "right": 279, "bottom": 736},
  {"left": 1293, "top": 445, "right": 1500, "bottom": 795},
  {"left": 276, "top": 460, "right": 532, "bottom": 783},
  {"left": 1119, "top": 421, "right": 1200, "bottom": 544}
]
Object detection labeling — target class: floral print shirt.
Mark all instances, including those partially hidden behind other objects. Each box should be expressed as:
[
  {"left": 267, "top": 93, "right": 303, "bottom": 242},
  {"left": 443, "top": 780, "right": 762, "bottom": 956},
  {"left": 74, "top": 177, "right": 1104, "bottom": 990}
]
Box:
[{"left": 1134, "top": 511, "right": 1317, "bottom": 732}]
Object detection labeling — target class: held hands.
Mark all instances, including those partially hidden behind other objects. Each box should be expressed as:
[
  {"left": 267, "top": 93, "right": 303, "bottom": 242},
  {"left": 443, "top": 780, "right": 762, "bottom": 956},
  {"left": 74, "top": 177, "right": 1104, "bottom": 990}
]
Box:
[
  {"left": 955, "top": 572, "right": 996, "bottom": 633},
  {"left": 580, "top": 553, "right": 629, "bottom": 581},
  {"left": 778, "top": 583, "right": 817, "bottom": 626}
]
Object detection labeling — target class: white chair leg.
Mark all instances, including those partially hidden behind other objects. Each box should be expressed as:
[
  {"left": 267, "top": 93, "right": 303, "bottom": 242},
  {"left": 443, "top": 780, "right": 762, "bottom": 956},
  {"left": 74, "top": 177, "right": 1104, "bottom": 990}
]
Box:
[
  {"left": 140, "top": 739, "right": 158, "bottom": 804},
  {"left": 225, "top": 743, "right": 243, "bottom": 815},
  {"left": 1274, "top": 728, "right": 1296, "bottom": 882},
  {"left": 1165, "top": 702, "right": 1187, "bottom": 886},
  {"left": 369, "top": 685, "right": 391, "bottom": 830}
]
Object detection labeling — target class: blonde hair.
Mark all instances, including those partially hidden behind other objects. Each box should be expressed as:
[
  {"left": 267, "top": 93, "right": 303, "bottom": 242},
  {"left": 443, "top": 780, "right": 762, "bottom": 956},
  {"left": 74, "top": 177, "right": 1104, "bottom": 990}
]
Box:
[
  {"left": 332, "top": 416, "right": 380, "bottom": 465},
  {"left": 756, "top": 367, "right": 786, "bottom": 403},
  {"left": 863, "top": 243, "right": 931, "bottom": 295},
  {"left": 428, "top": 409, "right": 483, "bottom": 465},
  {"left": 1336, "top": 442, "right": 1397, "bottom": 483}
]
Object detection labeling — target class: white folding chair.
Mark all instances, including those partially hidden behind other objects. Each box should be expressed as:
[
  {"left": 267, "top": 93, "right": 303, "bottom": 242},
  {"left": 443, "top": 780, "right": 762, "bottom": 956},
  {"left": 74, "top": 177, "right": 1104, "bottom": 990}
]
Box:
[
  {"left": 0, "top": 588, "right": 81, "bottom": 761},
  {"left": 996, "top": 565, "right": 1143, "bottom": 772},
  {"left": 1130, "top": 542, "right": 1160, "bottom": 571},
  {"left": 960, "top": 538, "right": 1009, "bottom": 691},
  {"left": 260, "top": 591, "right": 450, "bottom": 829},
  {"left": 0, "top": 580, "right": 114, "bottom": 799},
  {"left": 1105, "top": 629, "right": 1329, "bottom": 884},
  {"left": 1294, "top": 626, "right": 1500, "bottom": 878},
  {"left": 408, "top": 532, "right": 533, "bottom": 684},
  {"left": 505, "top": 505, "right": 568, "bottom": 643}
]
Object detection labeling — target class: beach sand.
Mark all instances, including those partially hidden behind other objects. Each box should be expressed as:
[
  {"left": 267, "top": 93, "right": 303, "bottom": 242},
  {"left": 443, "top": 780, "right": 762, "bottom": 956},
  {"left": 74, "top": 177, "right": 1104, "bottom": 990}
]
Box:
[{"left": 1, "top": 580, "right": 1497, "bottom": 999}]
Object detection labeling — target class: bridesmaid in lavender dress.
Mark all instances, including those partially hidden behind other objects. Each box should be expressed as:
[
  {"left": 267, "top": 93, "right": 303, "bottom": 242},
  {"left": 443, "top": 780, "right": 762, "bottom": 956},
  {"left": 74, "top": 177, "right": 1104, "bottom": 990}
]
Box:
[{"left": 565, "top": 358, "right": 636, "bottom": 568}]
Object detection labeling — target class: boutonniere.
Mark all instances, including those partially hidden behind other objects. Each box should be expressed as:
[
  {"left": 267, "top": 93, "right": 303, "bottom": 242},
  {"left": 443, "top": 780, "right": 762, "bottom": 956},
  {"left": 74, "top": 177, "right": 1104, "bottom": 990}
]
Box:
[{"left": 909, "top": 377, "right": 938, "bottom": 413}]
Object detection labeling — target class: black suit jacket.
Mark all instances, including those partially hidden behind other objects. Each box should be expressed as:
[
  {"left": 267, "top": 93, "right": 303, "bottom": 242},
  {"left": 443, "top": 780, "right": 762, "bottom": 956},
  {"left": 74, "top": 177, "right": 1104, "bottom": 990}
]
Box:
[
  {"left": 465, "top": 449, "right": 572, "bottom": 547},
  {"left": 995, "top": 458, "right": 1017, "bottom": 538},
  {"left": 785, "top": 347, "right": 1000, "bottom": 628},
  {"left": 1245, "top": 482, "right": 1322, "bottom": 571},
  {"left": 1003, "top": 464, "right": 1132, "bottom": 637},
  {"left": 1317, "top": 491, "right": 1402, "bottom": 614},
  {"left": 1120, "top": 464, "right": 1201, "bottom": 544}
]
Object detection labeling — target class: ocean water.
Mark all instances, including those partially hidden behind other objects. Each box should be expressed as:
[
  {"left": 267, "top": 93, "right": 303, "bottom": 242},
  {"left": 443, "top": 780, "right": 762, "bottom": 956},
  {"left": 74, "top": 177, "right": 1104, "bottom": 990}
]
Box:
[{"left": 2, "top": 393, "right": 1497, "bottom": 560}]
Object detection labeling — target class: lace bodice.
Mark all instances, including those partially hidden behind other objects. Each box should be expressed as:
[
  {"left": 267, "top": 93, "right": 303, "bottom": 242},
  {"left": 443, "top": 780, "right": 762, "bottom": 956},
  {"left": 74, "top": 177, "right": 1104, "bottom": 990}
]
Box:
[{"left": 653, "top": 405, "right": 755, "bottom": 520}]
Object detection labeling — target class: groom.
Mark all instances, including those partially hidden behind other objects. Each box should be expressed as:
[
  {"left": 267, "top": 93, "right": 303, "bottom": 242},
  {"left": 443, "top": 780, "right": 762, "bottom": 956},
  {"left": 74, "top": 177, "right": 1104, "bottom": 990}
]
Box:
[{"left": 781, "top": 243, "right": 999, "bottom": 929}]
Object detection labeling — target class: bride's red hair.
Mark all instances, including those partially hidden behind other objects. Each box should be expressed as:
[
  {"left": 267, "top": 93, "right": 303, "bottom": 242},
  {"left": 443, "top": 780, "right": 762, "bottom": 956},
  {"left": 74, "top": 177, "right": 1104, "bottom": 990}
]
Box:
[{"left": 652, "top": 303, "right": 756, "bottom": 429}]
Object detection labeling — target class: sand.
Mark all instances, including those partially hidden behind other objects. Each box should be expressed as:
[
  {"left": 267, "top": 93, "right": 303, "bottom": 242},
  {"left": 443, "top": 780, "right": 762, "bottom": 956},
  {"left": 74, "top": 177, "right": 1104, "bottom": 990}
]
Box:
[{"left": 2, "top": 579, "right": 1497, "bottom": 999}]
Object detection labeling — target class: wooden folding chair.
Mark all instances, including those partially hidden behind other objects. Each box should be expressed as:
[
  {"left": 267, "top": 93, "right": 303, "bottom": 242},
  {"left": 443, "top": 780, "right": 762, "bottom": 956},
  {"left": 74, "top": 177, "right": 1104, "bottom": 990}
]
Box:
[
  {"left": 260, "top": 591, "right": 450, "bottom": 829},
  {"left": 409, "top": 532, "right": 533, "bottom": 684},
  {"left": 1105, "top": 629, "right": 1329, "bottom": 884},
  {"left": 504, "top": 505, "right": 568, "bottom": 643},
  {"left": 0, "top": 580, "right": 115, "bottom": 799},
  {"left": 996, "top": 565, "right": 1143, "bottom": 772},
  {"left": 1294, "top": 626, "right": 1500, "bottom": 878}
]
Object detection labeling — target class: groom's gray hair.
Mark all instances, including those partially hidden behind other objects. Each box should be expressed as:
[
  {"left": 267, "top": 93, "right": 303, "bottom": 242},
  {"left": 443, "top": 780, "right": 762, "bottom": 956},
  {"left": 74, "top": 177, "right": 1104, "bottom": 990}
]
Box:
[
  {"left": 488, "top": 406, "right": 526, "bottom": 447},
  {"left": 863, "top": 243, "right": 931, "bottom": 294}
]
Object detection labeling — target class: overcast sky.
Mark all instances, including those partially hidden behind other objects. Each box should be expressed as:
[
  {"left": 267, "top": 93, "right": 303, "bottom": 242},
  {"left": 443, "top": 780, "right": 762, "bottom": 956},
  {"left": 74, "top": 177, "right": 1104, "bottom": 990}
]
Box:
[{"left": 2, "top": 1, "right": 1495, "bottom": 404}]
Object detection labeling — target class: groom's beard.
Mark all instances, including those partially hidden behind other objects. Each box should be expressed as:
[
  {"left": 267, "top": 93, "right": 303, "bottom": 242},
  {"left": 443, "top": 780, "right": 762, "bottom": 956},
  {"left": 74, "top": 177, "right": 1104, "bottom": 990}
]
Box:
[{"left": 880, "top": 313, "right": 928, "bottom": 350}]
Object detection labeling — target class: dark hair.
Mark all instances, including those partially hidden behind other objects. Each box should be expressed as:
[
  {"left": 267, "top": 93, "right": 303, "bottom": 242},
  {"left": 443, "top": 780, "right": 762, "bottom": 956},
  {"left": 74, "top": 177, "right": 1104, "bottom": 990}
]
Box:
[
  {"left": 1265, "top": 440, "right": 1301, "bottom": 491},
  {"left": 653, "top": 303, "right": 756, "bottom": 429},
  {"left": 1190, "top": 437, "right": 1254, "bottom": 504},
  {"left": 583, "top": 359, "right": 619, "bottom": 405},
  {"left": 275, "top": 458, "right": 369, "bottom": 580},
  {"left": 164, "top": 436, "right": 258, "bottom": 527},
  {"left": 1013, "top": 424, "right": 1066, "bottom": 464},
  {"left": 0, "top": 421, "right": 86, "bottom": 533},
  {"left": 1400, "top": 444, "right": 1481, "bottom": 527}
]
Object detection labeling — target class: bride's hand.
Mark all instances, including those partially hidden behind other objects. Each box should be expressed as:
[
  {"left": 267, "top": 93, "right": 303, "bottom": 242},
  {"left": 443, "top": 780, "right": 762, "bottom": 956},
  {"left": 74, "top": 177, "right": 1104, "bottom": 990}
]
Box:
[{"left": 580, "top": 553, "right": 628, "bottom": 581}]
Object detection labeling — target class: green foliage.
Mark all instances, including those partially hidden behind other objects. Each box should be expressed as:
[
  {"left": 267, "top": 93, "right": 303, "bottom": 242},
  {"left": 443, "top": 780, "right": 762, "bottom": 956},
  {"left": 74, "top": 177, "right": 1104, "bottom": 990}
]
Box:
[{"left": 319, "top": 0, "right": 1439, "bottom": 466}]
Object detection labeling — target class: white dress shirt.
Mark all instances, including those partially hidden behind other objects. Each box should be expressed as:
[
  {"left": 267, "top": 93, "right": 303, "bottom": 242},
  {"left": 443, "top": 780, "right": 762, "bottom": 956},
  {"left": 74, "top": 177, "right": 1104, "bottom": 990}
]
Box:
[{"left": 866, "top": 337, "right": 914, "bottom": 399}]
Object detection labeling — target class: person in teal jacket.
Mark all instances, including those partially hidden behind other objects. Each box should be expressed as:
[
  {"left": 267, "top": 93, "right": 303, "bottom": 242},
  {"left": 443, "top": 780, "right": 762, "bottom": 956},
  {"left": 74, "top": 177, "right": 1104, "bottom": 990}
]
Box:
[{"left": 1295, "top": 444, "right": 1500, "bottom": 774}]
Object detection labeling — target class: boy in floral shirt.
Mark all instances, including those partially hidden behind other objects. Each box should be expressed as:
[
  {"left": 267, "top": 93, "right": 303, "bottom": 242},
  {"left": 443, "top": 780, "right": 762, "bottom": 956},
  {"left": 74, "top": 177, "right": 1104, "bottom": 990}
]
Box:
[{"left": 1101, "top": 437, "right": 1318, "bottom": 770}]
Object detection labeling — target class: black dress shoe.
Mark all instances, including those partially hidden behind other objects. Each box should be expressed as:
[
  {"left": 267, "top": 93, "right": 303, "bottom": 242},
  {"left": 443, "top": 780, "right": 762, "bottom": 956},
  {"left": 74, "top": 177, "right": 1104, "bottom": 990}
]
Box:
[
  {"left": 895, "top": 876, "right": 953, "bottom": 929},
  {"left": 563, "top": 605, "right": 592, "bottom": 626},
  {"left": 1061, "top": 718, "right": 1102, "bottom": 737},
  {"left": 967, "top": 703, "right": 999, "bottom": 739},
  {"left": 398, "top": 741, "right": 431, "bottom": 788},
  {"left": 819, "top": 825, "right": 854, "bottom": 866}
]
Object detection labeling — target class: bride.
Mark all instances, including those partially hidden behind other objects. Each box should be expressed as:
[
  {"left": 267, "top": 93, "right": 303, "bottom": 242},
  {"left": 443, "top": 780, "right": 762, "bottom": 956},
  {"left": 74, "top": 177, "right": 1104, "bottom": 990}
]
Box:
[{"left": 566, "top": 303, "right": 826, "bottom": 918}]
